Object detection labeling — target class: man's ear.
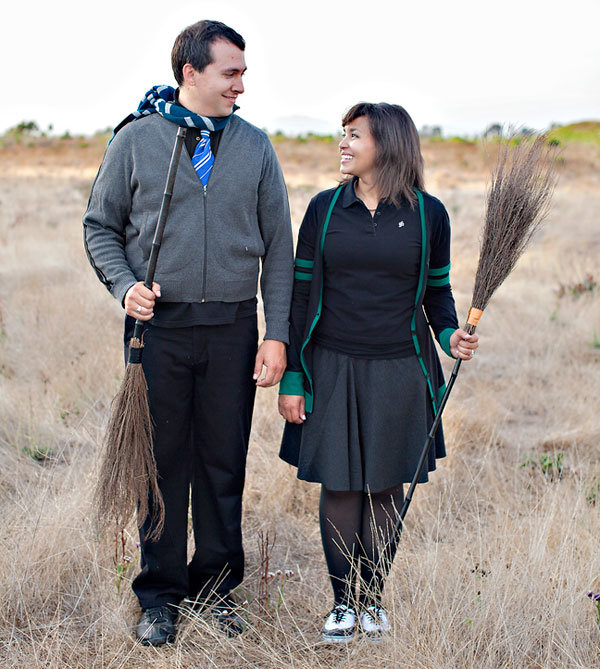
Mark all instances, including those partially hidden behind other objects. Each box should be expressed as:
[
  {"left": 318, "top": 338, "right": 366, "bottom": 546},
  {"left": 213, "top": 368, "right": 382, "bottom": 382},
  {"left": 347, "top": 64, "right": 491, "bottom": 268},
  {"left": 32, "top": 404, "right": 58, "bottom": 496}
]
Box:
[{"left": 181, "top": 63, "right": 196, "bottom": 87}]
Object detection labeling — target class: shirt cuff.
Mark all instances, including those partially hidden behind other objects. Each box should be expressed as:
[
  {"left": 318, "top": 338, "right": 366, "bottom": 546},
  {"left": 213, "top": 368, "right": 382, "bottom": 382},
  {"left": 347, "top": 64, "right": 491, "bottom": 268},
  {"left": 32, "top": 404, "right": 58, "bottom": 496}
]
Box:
[
  {"left": 438, "top": 327, "right": 455, "bottom": 358},
  {"left": 279, "top": 370, "right": 304, "bottom": 395}
]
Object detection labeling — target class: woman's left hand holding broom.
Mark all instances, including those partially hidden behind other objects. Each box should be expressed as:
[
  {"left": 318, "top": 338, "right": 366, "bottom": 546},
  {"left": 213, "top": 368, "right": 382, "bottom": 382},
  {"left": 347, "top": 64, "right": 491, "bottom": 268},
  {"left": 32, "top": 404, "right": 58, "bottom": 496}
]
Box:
[{"left": 449, "top": 329, "right": 479, "bottom": 360}]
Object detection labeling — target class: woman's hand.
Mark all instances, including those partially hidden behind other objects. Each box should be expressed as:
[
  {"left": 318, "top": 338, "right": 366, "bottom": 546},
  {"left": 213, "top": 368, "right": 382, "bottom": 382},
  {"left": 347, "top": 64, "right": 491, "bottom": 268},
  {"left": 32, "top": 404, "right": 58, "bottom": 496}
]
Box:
[
  {"left": 449, "top": 329, "right": 479, "bottom": 360},
  {"left": 278, "top": 394, "right": 306, "bottom": 424}
]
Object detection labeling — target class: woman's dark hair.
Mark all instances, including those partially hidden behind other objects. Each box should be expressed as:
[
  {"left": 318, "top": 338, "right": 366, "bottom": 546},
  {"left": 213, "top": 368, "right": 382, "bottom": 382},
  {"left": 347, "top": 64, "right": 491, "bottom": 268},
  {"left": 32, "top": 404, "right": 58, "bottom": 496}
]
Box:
[
  {"left": 342, "top": 102, "right": 424, "bottom": 207},
  {"left": 172, "top": 20, "right": 245, "bottom": 85}
]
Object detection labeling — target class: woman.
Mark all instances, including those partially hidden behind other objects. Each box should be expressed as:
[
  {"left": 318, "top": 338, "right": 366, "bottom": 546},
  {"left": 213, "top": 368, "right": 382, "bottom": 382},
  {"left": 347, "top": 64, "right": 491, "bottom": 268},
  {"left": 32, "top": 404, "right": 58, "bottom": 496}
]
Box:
[{"left": 278, "top": 103, "right": 478, "bottom": 642}]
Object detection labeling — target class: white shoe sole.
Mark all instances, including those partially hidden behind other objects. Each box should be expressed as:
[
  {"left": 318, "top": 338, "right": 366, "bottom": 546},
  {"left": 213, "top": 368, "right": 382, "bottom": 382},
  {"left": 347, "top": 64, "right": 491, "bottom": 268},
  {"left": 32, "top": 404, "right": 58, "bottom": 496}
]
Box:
[{"left": 321, "top": 633, "right": 354, "bottom": 643}]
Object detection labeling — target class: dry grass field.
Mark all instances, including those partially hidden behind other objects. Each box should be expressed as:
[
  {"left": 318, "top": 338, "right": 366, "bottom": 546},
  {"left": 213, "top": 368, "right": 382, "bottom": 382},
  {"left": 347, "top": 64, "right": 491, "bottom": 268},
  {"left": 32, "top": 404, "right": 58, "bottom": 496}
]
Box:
[{"left": 0, "top": 132, "right": 599, "bottom": 668}]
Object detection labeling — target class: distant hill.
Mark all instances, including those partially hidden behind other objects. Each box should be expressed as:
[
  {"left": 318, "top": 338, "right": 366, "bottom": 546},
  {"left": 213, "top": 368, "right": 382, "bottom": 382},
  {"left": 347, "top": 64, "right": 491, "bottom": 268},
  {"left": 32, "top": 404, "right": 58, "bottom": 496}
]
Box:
[
  {"left": 262, "top": 118, "right": 600, "bottom": 144},
  {"left": 265, "top": 115, "right": 339, "bottom": 137},
  {"left": 547, "top": 121, "right": 600, "bottom": 145}
]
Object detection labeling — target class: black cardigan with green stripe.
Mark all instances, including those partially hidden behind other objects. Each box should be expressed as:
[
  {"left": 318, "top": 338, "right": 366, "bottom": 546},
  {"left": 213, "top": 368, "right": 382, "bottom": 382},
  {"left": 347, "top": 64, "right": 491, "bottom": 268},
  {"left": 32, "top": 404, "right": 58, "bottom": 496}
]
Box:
[{"left": 279, "top": 183, "right": 459, "bottom": 466}]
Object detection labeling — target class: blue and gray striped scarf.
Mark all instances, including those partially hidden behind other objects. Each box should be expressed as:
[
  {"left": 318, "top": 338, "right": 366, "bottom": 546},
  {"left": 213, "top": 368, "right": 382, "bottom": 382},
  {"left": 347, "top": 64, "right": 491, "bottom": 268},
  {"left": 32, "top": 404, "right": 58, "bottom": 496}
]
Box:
[{"left": 112, "top": 85, "right": 238, "bottom": 138}]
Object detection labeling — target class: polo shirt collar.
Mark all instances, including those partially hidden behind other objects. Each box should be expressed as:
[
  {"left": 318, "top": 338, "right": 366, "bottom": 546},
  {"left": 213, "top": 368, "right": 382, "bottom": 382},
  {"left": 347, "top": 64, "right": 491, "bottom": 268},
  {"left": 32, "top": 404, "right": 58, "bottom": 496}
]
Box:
[{"left": 341, "top": 177, "right": 362, "bottom": 208}]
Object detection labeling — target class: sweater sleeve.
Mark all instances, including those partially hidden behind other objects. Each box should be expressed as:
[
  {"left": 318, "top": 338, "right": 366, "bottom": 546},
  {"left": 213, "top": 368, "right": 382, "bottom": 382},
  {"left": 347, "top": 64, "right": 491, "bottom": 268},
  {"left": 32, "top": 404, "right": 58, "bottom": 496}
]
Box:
[
  {"left": 256, "top": 141, "right": 294, "bottom": 343},
  {"left": 422, "top": 198, "right": 459, "bottom": 358},
  {"left": 82, "top": 130, "right": 138, "bottom": 305},
  {"left": 279, "top": 194, "right": 320, "bottom": 395}
]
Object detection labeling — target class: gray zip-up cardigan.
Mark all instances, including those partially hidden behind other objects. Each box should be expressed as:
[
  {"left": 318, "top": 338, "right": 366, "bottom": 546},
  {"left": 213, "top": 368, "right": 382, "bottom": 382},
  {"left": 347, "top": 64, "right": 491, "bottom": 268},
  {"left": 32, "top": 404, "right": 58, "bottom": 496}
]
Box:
[{"left": 83, "top": 113, "right": 293, "bottom": 342}]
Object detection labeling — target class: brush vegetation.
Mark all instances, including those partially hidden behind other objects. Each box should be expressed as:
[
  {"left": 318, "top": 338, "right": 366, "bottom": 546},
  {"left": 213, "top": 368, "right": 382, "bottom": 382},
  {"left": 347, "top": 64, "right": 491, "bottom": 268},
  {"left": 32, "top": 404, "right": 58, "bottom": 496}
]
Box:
[{"left": 0, "top": 130, "right": 599, "bottom": 668}]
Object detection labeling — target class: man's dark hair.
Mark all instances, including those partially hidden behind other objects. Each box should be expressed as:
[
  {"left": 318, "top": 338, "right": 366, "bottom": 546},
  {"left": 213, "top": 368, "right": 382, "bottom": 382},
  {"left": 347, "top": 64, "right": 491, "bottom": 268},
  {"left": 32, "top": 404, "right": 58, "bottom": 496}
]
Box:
[
  {"left": 172, "top": 20, "right": 245, "bottom": 85},
  {"left": 342, "top": 103, "right": 424, "bottom": 208}
]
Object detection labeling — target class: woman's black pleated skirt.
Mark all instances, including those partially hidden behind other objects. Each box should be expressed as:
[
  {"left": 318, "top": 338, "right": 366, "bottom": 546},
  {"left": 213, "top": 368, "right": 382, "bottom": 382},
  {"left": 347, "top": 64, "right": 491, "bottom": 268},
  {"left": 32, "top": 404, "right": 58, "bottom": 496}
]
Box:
[{"left": 296, "top": 344, "right": 441, "bottom": 492}]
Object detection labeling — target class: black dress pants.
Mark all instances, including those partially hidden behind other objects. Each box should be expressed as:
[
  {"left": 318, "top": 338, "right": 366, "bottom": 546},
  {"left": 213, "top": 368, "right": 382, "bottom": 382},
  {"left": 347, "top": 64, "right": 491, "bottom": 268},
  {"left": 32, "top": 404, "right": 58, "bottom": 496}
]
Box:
[{"left": 127, "top": 315, "right": 258, "bottom": 609}]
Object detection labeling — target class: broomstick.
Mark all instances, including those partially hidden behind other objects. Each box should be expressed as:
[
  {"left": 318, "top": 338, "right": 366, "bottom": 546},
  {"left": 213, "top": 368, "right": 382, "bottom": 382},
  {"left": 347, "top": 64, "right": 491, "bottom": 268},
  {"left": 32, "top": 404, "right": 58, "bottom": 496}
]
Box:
[
  {"left": 394, "top": 134, "right": 557, "bottom": 540},
  {"left": 95, "top": 127, "right": 187, "bottom": 541}
]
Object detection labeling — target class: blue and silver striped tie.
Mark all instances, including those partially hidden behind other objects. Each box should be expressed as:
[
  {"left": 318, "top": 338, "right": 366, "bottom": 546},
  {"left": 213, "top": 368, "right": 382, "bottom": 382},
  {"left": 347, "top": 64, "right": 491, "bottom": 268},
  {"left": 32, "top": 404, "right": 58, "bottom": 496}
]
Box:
[{"left": 192, "top": 129, "right": 214, "bottom": 187}]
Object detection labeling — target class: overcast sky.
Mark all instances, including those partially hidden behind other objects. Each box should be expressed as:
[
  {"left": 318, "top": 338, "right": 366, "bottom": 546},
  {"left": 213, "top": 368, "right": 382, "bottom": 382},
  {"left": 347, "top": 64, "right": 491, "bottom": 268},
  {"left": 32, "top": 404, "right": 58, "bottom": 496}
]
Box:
[{"left": 3, "top": 0, "right": 598, "bottom": 137}]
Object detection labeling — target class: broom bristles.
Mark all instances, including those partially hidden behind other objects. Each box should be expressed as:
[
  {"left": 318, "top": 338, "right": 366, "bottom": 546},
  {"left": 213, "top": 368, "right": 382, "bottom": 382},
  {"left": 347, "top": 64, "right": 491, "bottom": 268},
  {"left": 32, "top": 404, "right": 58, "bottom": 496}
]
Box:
[
  {"left": 471, "top": 134, "right": 557, "bottom": 314},
  {"left": 95, "top": 337, "right": 165, "bottom": 541}
]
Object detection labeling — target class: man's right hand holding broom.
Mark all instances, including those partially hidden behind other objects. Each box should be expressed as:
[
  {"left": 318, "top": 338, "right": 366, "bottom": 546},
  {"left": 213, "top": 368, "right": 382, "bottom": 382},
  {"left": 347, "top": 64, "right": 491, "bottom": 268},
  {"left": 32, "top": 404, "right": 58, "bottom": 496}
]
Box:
[{"left": 124, "top": 281, "right": 162, "bottom": 321}]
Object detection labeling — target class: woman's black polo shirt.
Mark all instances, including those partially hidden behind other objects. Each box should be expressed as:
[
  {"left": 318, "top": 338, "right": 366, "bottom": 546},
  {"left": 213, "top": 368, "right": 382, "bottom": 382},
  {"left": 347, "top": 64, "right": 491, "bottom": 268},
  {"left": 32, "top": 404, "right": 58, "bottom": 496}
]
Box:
[{"left": 312, "top": 180, "right": 421, "bottom": 358}]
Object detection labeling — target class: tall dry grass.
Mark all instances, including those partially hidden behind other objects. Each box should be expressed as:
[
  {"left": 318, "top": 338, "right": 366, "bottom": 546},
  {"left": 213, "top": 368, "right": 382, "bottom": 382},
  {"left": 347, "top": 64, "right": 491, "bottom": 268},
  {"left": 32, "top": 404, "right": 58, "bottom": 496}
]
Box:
[{"left": 0, "top": 138, "right": 599, "bottom": 668}]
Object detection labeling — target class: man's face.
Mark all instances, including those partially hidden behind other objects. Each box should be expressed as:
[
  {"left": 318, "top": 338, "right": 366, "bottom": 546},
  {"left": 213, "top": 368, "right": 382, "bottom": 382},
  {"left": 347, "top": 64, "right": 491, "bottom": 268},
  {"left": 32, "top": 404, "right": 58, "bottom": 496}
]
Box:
[{"left": 187, "top": 39, "right": 246, "bottom": 117}]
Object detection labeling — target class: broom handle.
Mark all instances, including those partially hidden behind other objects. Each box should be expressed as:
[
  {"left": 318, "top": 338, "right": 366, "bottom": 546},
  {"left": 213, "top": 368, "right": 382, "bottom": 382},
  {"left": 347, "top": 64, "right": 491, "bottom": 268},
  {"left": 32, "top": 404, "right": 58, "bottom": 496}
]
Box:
[
  {"left": 131, "top": 127, "right": 187, "bottom": 342},
  {"left": 393, "top": 322, "right": 477, "bottom": 541}
]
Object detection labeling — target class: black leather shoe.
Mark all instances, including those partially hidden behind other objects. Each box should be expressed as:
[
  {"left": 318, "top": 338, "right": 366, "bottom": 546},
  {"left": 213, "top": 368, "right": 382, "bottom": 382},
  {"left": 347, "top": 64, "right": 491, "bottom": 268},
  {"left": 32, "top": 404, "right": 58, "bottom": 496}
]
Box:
[{"left": 135, "top": 606, "right": 177, "bottom": 646}]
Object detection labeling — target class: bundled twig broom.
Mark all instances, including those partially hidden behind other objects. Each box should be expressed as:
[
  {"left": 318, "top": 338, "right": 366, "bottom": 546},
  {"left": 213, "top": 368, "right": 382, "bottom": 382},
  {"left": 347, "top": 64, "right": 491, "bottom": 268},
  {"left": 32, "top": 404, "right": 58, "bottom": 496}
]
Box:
[
  {"left": 95, "top": 127, "right": 187, "bottom": 541},
  {"left": 394, "top": 134, "right": 557, "bottom": 539}
]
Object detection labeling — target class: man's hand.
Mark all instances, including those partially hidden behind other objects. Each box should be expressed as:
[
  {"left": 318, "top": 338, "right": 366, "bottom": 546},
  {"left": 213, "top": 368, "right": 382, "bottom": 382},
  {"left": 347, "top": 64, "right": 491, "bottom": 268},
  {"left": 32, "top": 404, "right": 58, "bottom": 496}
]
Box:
[
  {"left": 278, "top": 394, "right": 306, "bottom": 423},
  {"left": 253, "top": 340, "right": 286, "bottom": 387},
  {"left": 124, "top": 281, "right": 161, "bottom": 321}
]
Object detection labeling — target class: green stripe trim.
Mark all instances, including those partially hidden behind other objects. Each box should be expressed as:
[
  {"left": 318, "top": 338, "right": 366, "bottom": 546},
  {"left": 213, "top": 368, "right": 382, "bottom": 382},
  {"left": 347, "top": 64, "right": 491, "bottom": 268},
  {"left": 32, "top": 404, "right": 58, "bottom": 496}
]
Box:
[
  {"left": 412, "top": 189, "right": 427, "bottom": 313},
  {"left": 410, "top": 188, "right": 439, "bottom": 416},
  {"left": 295, "top": 271, "right": 312, "bottom": 281},
  {"left": 426, "top": 377, "right": 438, "bottom": 415},
  {"left": 439, "top": 328, "right": 454, "bottom": 358},
  {"left": 437, "top": 383, "right": 447, "bottom": 406},
  {"left": 279, "top": 371, "right": 305, "bottom": 396},
  {"left": 427, "top": 276, "right": 450, "bottom": 287},
  {"left": 295, "top": 258, "right": 314, "bottom": 268},
  {"left": 299, "top": 186, "right": 344, "bottom": 414},
  {"left": 428, "top": 263, "right": 451, "bottom": 276}
]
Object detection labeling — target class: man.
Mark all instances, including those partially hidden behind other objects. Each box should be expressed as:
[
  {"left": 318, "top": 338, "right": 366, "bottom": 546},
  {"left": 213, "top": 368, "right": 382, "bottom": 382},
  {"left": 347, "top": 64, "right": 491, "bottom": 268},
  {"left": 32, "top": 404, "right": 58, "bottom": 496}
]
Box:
[{"left": 83, "top": 21, "right": 293, "bottom": 645}]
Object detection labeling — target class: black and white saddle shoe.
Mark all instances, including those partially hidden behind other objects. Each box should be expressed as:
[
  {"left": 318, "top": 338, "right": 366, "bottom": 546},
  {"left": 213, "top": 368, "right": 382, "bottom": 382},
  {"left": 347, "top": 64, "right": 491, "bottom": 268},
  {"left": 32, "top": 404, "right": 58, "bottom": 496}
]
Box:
[
  {"left": 321, "top": 604, "right": 356, "bottom": 643},
  {"left": 359, "top": 605, "right": 391, "bottom": 640}
]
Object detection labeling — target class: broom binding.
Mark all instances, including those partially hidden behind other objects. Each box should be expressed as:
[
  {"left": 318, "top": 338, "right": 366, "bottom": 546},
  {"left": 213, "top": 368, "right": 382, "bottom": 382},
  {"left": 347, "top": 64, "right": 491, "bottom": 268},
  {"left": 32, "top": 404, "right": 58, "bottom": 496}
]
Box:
[
  {"left": 127, "top": 337, "right": 144, "bottom": 364},
  {"left": 466, "top": 307, "right": 483, "bottom": 327}
]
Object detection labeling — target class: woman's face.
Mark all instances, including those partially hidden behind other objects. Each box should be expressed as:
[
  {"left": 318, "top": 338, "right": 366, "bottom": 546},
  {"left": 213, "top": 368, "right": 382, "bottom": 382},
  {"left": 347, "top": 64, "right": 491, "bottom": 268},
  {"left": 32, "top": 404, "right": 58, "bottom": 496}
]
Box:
[{"left": 339, "top": 116, "right": 377, "bottom": 182}]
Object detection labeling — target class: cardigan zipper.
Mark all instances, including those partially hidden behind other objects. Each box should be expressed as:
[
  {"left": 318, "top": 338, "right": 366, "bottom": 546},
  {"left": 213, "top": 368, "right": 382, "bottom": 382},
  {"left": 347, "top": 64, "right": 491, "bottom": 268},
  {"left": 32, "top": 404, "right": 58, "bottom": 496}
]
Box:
[{"left": 201, "top": 185, "right": 208, "bottom": 302}]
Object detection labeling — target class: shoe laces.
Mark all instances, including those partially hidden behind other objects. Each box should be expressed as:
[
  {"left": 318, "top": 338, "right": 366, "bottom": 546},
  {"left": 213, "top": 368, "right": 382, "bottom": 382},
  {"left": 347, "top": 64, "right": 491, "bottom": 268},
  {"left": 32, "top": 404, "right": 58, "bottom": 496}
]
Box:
[
  {"left": 144, "top": 606, "right": 173, "bottom": 623},
  {"left": 332, "top": 605, "right": 353, "bottom": 624},
  {"left": 363, "top": 606, "right": 383, "bottom": 623}
]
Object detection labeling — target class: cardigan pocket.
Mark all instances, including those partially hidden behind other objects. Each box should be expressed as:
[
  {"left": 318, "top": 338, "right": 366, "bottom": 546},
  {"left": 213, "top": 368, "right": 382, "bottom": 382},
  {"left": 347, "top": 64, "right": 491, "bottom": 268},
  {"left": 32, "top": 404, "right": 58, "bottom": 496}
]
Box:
[{"left": 212, "top": 233, "right": 265, "bottom": 275}]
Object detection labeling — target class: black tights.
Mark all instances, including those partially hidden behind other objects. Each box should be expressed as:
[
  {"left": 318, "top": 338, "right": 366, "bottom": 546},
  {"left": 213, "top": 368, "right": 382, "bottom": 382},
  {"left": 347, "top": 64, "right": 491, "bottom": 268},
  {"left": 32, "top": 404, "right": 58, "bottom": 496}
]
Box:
[{"left": 319, "top": 485, "right": 404, "bottom": 608}]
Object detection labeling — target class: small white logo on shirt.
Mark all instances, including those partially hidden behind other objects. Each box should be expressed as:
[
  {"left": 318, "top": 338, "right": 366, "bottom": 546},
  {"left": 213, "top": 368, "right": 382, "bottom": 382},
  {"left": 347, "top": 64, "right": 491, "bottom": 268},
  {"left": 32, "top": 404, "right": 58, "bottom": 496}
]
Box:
[{"left": 398, "top": 221, "right": 405, "bottom": 228}]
